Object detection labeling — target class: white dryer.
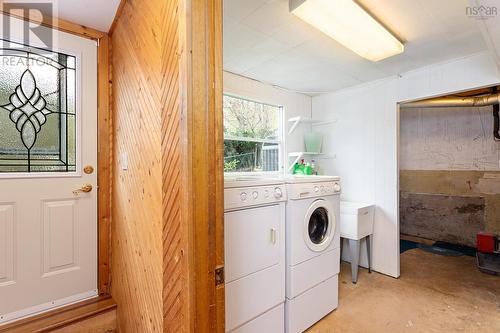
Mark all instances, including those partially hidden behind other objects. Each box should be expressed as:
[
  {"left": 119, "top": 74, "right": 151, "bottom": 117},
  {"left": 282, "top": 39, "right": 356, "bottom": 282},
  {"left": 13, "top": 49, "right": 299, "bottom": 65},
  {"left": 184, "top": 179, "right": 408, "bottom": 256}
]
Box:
[
  {"left": 224, "top": 178, "right": 287, "bottom": 333},
  {"left": 285, "top": 176, "right": 341, "bottom": 333}
]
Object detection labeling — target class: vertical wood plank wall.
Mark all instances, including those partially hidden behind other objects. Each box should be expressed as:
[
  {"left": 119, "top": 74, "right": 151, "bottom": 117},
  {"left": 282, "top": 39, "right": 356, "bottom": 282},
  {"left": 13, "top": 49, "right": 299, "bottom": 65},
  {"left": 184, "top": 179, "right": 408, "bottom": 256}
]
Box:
[{"left": 111, "top": 0, "right": 166, "bottom": 331}]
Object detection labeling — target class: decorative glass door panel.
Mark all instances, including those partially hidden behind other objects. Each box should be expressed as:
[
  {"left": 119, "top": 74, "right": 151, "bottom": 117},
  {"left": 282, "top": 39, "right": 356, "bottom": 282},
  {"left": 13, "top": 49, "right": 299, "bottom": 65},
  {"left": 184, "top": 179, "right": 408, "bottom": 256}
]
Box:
[{"left": 0, "top": 39, "right": 77, "bottom": 173}]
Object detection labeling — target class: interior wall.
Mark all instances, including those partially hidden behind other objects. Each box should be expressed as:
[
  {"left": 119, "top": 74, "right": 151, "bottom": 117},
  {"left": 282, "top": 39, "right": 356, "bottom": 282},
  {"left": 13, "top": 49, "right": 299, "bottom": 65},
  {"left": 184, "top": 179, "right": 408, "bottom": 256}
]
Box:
[
  {"left": 312, "top": 52, "right": 500, "bottom": 277},
  {"left": 223, "top": 71, "right": 312, "bottom": 161},
  {"left": 111, "top": 0, "right": 181, "bottom": 331}
]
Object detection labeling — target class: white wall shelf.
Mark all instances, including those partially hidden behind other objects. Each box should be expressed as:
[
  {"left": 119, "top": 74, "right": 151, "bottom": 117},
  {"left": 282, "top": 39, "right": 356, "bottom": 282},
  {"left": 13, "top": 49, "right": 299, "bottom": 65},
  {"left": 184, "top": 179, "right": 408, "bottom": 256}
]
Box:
[{"left": 287, "top": 116, "right": 337, "bottom": 135}]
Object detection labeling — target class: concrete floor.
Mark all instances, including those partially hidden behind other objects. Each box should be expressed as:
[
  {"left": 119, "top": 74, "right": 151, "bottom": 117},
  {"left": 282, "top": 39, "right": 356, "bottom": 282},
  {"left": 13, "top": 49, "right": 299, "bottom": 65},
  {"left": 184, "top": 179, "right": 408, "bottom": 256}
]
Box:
[{"left": 307, "top": 248, "right": 500, "bottom": 333}]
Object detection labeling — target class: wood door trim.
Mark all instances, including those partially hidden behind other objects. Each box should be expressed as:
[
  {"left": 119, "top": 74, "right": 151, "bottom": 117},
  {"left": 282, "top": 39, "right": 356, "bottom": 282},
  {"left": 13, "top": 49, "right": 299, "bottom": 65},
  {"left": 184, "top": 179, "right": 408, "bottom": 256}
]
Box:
[
  {"left": 0, "top": 9, "right": 113, "bottom": 296},
  {"left": 179, "top": 0, "right": 224, "bottom": 331},
  {"left": 0, "top": 4, "right": 106, "bottom": 40},
  {"left": 107, "top": 0, "right": 127, "bottom": 36},
  {"left": 213, "top": 0, "right": 225, "bottom": 330},
  {"left": 97, "top": 34, "right": 112, "bottom": 296}
]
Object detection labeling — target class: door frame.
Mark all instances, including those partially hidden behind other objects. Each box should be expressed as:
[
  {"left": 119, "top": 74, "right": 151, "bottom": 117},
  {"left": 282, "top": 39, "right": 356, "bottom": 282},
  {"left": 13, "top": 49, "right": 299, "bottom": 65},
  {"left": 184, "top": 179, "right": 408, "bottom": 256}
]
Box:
[
  {"left": 179, "top": 0, "right": 225, "bottom": 331},
  {"left": 0, "top": 4, "right": 112, "bottom": 296}
]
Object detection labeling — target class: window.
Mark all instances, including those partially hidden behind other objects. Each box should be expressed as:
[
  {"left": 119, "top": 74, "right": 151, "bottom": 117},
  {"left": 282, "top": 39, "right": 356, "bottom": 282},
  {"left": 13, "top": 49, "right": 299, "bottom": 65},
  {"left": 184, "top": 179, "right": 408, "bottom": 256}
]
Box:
[
  {"left": 0, "top": 39, "right": 77, "bottom": 173},
  {"left": 223, "top": 94, "right": 283, "bottom": 173}
]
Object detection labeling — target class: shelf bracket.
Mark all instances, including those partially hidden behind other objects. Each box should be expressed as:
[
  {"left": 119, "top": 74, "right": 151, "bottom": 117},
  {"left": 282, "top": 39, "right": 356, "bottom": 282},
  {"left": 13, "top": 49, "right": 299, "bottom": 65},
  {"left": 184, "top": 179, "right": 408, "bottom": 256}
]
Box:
[
  {"left": 287, "top": 152, "right": 303, "bottom": 171},
  {"left": 288, "top": 117, "right": 301, "bottom": 135}
]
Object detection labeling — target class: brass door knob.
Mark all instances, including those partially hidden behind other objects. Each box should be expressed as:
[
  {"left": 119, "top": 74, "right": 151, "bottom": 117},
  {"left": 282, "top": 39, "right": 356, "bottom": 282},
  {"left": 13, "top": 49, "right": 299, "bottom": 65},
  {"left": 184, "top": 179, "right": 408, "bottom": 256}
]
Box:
[
  {"left": 73, "top": 184, "right": 93, "bottom": 195},
  {"left": 83, "top": 165, "right": 94, "bottom": 174}
]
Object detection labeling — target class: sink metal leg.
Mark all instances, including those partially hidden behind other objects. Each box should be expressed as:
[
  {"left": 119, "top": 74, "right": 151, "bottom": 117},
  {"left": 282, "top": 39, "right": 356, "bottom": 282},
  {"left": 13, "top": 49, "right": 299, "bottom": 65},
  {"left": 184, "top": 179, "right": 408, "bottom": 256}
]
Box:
[
  {"left": 349, "top": 239, "right": 360, "bottom": 284},
  {"left": 340, "top": 237, "right": 344, "bottom": 259},
  {"left": 366, "top": 235, "right": 372, "bottom": 274}
]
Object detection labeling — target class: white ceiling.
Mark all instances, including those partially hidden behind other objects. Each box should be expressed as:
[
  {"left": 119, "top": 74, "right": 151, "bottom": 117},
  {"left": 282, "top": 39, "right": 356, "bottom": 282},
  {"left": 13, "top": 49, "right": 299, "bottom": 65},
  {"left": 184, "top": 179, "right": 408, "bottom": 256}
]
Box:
[
  {"left": 224, "top": 0, "right": 491, "bottom": 94},
  {"left": 43, "top": 0, "right": 121, "bottom": 32}
]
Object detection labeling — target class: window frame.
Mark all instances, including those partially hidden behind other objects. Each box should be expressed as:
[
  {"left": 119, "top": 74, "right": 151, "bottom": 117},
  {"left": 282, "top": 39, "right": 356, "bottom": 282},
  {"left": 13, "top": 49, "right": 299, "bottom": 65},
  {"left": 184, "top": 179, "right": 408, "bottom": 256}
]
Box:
[{"left": 223, "top": 93, "right": 284, "bottom": 176}]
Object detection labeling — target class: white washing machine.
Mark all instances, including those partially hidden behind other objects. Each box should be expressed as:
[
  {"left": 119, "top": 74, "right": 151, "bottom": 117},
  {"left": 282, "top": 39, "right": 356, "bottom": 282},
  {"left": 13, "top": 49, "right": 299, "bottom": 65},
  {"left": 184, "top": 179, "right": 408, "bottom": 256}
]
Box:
[{"left": 285, "top": 176, "right": 341, "bottom": 333}]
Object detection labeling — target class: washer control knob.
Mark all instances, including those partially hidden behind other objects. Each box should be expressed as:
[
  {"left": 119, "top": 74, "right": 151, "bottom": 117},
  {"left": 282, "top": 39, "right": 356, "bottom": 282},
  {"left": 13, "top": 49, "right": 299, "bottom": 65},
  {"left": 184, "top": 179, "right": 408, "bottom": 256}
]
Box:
[
  {"left": 252, "top": 191, "right": 259, "bottom": 199},
  {"left": 314, "top": 186, "right": 319, "bottom": 193},
  {"left": 333, "top": 183, "right": 341, "bottom": 192},
  {"left": 274, "top": 187, "right": 283, "bottom": 199},
  {"left": 240, "top": 192, "right": 247, "bottom": 201}
]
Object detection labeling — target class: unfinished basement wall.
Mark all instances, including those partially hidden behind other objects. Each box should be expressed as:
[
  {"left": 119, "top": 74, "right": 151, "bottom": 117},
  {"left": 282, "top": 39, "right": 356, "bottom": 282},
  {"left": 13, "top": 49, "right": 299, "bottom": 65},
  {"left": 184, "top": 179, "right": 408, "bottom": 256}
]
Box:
[{"left": 400, "top": 106, "right": 500, "bottom": 246}]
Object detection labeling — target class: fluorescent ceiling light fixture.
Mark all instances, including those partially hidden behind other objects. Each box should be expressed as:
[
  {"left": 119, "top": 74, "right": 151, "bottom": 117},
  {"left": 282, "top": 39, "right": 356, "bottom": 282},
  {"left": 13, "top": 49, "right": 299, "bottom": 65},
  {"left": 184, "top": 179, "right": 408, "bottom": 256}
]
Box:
[{"left": 290, "top": 0, "right": 404, "bottom": 61}]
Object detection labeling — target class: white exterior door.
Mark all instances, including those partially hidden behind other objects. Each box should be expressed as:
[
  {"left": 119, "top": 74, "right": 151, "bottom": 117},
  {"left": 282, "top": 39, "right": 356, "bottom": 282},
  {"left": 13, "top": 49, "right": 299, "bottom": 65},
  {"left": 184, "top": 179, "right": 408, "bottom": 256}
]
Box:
[{"left": 0, "top": 14, "right": 98, "bottom": 323}]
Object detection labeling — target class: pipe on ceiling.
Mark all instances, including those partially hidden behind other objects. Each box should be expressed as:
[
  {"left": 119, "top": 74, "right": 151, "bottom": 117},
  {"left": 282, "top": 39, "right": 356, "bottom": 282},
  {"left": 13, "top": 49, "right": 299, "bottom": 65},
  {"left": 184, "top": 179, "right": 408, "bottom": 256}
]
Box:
[
  {"left": 401, "top": 93, "right": 500, "bottom": 108},
  {"left": 401, "top": 91, "right": 500, "bottom": 141}
]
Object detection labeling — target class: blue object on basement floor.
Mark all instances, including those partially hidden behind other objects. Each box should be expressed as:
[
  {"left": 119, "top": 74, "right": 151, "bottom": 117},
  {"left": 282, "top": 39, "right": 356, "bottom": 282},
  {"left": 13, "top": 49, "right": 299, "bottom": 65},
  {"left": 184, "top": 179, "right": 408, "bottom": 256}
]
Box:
[
  {"left": 432, "top": 241, "right": 476, "bottom": 257},
  {"left": 400, "top": 239, "right": 418, "bottom": 253},
  {"left": 417, "top": 243, "right": 463, "bottom": 257},
  {"left": 400, "top": 239, "right": 476, "bottom": 257}
]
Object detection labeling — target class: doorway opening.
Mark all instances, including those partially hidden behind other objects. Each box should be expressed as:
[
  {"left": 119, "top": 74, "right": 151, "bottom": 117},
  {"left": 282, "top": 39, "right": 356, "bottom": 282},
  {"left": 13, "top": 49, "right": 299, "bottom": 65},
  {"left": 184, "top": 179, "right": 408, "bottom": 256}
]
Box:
[{"left": 398, "top": 85, "right": 500, "bottom": 315}]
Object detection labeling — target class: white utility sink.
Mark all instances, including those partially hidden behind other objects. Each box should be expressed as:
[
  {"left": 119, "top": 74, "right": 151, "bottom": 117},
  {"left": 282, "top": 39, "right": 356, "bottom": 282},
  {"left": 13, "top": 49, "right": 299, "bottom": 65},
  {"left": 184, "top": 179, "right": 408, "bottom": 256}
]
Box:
[
  {"left": 340, "top": 201, "right": 375, "bottom": 284},
  {"left": 340, "top": 201, "right": 375, "bottom": 241}
]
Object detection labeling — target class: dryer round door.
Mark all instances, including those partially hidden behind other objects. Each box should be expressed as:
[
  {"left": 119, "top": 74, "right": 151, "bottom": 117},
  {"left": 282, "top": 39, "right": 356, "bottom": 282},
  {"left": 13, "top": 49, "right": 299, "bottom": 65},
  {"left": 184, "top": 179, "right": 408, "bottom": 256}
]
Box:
[{"left": 303, "top": 199, "right": 335, "bottom": 252}]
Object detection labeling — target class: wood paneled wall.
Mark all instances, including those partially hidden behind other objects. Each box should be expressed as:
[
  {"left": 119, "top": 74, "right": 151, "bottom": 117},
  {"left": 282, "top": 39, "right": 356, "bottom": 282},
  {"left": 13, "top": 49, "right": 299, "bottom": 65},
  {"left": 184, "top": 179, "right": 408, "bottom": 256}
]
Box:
[
  {"left": 111, "top": 0, "right": 223, "bottom": 331},
  {"left": 161, "top": 0, "right": 184, "bottom": 331},
  {"left": 111, "top": 0, "right": 166, "bottom": 331}
]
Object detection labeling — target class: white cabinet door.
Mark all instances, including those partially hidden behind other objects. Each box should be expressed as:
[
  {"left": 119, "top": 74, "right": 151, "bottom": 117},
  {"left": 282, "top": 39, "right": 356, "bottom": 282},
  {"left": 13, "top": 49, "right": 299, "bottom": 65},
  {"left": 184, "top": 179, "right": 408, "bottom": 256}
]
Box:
[
  {"left": 225, "top": 203, "right": 285, "bottom": 332},
  {"left": 225, "top": 204, "right": 281, "bottom": 283},
  {"left": 0, "top": 14, "right": 97, "bottom": 323}
]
